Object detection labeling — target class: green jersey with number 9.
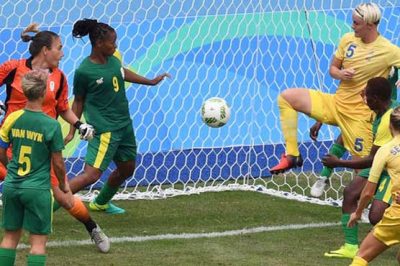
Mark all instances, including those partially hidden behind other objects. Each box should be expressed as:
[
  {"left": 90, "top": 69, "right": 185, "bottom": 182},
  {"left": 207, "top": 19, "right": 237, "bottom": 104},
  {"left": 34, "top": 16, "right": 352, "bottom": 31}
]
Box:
[{"left": 73, "top": 55, "right": 131, "bottom": 134}]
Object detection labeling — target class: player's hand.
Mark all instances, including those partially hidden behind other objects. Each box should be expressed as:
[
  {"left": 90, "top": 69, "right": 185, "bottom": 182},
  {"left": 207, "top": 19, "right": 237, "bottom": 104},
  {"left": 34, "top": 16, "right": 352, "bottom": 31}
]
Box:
[
  {"left": 341, "top": 68, "right": 355, "bottom": 80},
  {"left": 395, "top": 192, "right": 400, "bottom": 204},
  {"left": 74, "top": 121, "right": 95, "bottom": 141},
  {"left": 322, "top": 154, "right": 340, "bottom": 168},
  {"left": 347, "top": 212, "right": 361, "bottom": 228},
  {"left": 309, "top": 122, "right": 322, "bottom": 141},
  {"left": 64, "top": 132, "right": 75, "bottom": 145},
  {"left": 396, "top": 79, "right": 400, "bottom": 88},
  {"left": 151, "top": 73, "right": 171, "bottom": 85},
  {"left": 78, "top": 123, "right": 95, "bottom": 141}
]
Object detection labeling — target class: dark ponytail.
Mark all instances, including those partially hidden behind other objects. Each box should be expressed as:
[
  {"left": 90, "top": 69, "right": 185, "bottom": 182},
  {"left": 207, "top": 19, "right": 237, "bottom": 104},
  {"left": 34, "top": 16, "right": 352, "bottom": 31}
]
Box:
[{"left": 72, "top": 18, "right": 115, "bottom": 46}]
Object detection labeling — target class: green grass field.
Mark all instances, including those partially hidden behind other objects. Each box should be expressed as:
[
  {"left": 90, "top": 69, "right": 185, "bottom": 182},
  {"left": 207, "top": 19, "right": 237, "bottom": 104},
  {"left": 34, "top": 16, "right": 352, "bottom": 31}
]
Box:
[{"left": 2, "top": 191, "right": 398, "bottom": 265}]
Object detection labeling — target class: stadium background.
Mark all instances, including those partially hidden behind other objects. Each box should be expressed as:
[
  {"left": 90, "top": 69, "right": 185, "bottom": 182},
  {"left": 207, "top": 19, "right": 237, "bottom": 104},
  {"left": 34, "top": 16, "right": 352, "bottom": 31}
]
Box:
[{"left": 0, "top": 0, "right": 399, "bottom": 188}]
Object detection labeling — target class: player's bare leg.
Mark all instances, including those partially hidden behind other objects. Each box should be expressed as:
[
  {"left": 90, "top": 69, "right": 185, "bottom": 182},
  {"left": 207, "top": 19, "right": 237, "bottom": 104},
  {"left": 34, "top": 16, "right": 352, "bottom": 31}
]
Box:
[
  {"left": 52, "top": 185, "right": 110, "bottom": 253},
  {"left": 0, "top": 230, "right": 22, "bottom": 265}
]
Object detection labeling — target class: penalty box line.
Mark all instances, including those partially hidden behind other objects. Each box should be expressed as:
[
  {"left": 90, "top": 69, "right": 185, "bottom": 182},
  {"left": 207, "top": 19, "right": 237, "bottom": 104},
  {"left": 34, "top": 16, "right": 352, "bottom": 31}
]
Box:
[{"left": 18, "top": 222, "right": 340, "bottom": 249}]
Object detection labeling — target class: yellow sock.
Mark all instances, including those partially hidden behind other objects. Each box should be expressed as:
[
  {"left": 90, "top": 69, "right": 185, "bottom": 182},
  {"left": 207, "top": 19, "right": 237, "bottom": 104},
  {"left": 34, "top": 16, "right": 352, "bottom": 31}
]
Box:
[
  {"left": 350, "top": 256, "right": 368, "bottom": 266},
  {"left": 68, "top": 196, "right": 90, "bottom": 223},
  {"left": 277, "top": 95, "right": 299, "bottom": 156}
]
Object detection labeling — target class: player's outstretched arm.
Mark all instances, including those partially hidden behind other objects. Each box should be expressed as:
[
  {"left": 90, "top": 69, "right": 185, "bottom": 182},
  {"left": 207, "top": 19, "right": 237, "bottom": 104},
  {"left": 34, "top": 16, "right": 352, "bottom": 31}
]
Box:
[
  {"left": 123, "top": 67, "right": 170, "bottom": 85},
  {"left": 322, "top": 145, "right": 379, "bottom": 169}
]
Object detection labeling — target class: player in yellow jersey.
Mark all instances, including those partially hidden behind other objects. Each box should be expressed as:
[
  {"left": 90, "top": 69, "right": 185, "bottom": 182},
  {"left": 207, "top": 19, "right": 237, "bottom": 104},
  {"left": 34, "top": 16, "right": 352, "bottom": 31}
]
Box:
[
  {"left": 310, "top": 67, "right": 399, "bottom": 198},
  {"left": 322, "top": 77, "right": 396, "bottom": 259},
  {"left": 270, "top": 2, "right": 400, "bottom": 174},
  {"left": 348, "top": 106, "right": 400, "bottom": 265}
]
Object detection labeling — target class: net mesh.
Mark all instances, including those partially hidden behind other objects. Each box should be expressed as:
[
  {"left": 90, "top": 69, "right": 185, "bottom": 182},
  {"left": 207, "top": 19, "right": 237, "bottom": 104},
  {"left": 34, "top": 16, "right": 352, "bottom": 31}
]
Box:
[{"left": 0, "top": 0, "right": 399, "bottom": 206}]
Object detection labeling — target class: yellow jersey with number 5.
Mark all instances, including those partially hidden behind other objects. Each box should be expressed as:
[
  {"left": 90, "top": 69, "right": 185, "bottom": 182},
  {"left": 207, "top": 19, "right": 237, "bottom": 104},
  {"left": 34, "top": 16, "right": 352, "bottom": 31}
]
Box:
[{"left": 334, "top": 33, "right": 400, "bottom": 117}]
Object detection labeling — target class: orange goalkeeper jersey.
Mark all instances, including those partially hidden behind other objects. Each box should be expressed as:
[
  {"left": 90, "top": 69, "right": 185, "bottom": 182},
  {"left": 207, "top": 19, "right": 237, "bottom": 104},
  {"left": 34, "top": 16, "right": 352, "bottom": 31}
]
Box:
[{"left": 0, "top": 57, "right": 69, "bottom": 121}]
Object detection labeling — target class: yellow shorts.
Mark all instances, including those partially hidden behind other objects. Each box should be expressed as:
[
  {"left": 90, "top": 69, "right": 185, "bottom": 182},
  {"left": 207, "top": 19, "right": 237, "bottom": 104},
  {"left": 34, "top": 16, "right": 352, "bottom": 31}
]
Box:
[
  {"left": 309, "top": 90, "right": 372, "bottom": 157},
  {"left": 373, "top": 205, "right": 400, "bottom": 246}
]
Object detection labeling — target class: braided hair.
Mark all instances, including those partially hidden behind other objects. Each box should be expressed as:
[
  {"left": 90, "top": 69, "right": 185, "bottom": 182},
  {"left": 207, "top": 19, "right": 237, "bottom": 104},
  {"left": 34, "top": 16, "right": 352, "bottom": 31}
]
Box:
[
  {"left": 72, "top": 19, "right": 115, "bottom": 46},
  {"left": 365, "top": 77, "right": 391, "bottom": 102}
]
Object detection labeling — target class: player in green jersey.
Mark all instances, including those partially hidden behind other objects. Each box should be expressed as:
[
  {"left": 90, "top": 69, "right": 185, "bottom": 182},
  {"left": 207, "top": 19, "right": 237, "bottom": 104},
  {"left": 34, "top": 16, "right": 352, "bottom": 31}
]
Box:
[
  {"left": 310, "top": 67, "right": 399, "bottom": 197},
  {"left": 0, "top": 70, "right": 69, "bottom": 266},
  {"left": 68, "top": 19, "right": 170, "bottom": 214},
  {"left": 323, "top": 77, "right": 397, "bottom": 259},
  {"left": 0, "top": 23, "right": 109, "bottom": 253},
  {"left": 348, "top": 106, "right": 400, "bottom": 266}
]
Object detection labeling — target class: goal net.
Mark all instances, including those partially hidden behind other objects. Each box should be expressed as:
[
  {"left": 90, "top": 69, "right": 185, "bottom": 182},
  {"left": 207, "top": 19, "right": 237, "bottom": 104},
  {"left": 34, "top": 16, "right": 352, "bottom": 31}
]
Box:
[{"left": 1, "top": 0, "right": 399, "bottom": 206}]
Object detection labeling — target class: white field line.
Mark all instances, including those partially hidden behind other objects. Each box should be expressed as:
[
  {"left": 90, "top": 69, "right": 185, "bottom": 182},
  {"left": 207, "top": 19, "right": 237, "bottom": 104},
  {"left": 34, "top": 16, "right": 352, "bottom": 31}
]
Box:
[{"left": 17, "top": 222, "right": 340, "bottom": 249}]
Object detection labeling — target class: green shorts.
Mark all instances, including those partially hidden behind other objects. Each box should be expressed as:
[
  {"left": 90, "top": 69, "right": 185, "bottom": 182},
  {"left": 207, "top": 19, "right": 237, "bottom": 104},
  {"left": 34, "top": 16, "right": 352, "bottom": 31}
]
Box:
[
  {"left": 2, "top": 186, "right": 53, "bottom": 234},
  {"left": 358, "top": 168, "right": 392, "bottom": 204},
  {"left": 86, "top": 124, "right": 137, "bottom": 171}
]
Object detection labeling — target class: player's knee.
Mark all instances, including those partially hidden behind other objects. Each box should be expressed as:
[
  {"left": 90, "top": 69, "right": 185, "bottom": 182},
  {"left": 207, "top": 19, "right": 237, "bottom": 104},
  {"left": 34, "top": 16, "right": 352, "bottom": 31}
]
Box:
[
  {"left": 123, "top": 168, "right": 135, "bottom": 181},
  {"left": 125, "top": 164, "right": 135, "bottom": 178},
  {"left": 343, "top": 186, "right": 358, "bottom": 201},
  {"left": 279, "top": 91, "right": 292, "bottom": 104},
  {"left": 81, "top": 165, "right": 102, "bottom": 180},
  {"left": 86, "top": 174, "right": 101, "bottom": 185},
  {"left": 78, "top": 170, "right": 101, "bottom": 185}
]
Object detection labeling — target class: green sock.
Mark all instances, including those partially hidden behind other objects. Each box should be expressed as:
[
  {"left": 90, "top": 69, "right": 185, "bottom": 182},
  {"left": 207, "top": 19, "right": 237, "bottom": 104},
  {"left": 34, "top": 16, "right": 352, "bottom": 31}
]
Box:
[
  {"left": 320, "top": 143, "right": 346, "bottom": 178},
  {"left": 52, "top": 201, "right": 61, "bottom": 212},
  {"left": 0, "top": 247, "right": 16, "bottom": 266},
  {"left": 95, "top": 181, "right": 119, "bottom": 205},
  {"left": 27, "top": 254, "right": 46, "bottom": 266},
  {"left": 342, "top": 213, "right": 358, "bottom": 245}
]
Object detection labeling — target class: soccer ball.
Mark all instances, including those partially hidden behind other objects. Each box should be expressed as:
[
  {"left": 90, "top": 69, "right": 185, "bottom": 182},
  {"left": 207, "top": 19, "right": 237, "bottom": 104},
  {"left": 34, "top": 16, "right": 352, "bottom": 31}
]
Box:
[{"left": 201, "top": 97, "right": 231, "bottom": 128}]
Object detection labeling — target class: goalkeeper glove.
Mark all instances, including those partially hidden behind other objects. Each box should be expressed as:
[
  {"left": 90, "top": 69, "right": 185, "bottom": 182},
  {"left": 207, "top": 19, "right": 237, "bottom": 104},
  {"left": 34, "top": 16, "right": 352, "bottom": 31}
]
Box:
[
  {"left": 74, "top": 121, "right": 95, "bottom": 141},
  {"left": 0, "top": 101, "right": 6, "bottom": 122},
  {"left": 0, "top": 101, "right": 6, "bottom": 116}
]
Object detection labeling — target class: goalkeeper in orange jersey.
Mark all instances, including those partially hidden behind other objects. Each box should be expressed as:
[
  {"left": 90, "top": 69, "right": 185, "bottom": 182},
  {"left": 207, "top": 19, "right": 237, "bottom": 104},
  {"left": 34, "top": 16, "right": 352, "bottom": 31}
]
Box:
[
  {"left": 348, "top": 105, "right": 400, "bottom": 266},
  {"left": 67, "top": 19, "right": 170, "bottom": 214},
  {"left": 0, "top": 24, "right": 109, "bottom": 252},
  {"left": 0, "top": 70, "right": 69, "bottom": 266},
  {"left": 270, "top": 3, "right": 400, "bottom": 175}
]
